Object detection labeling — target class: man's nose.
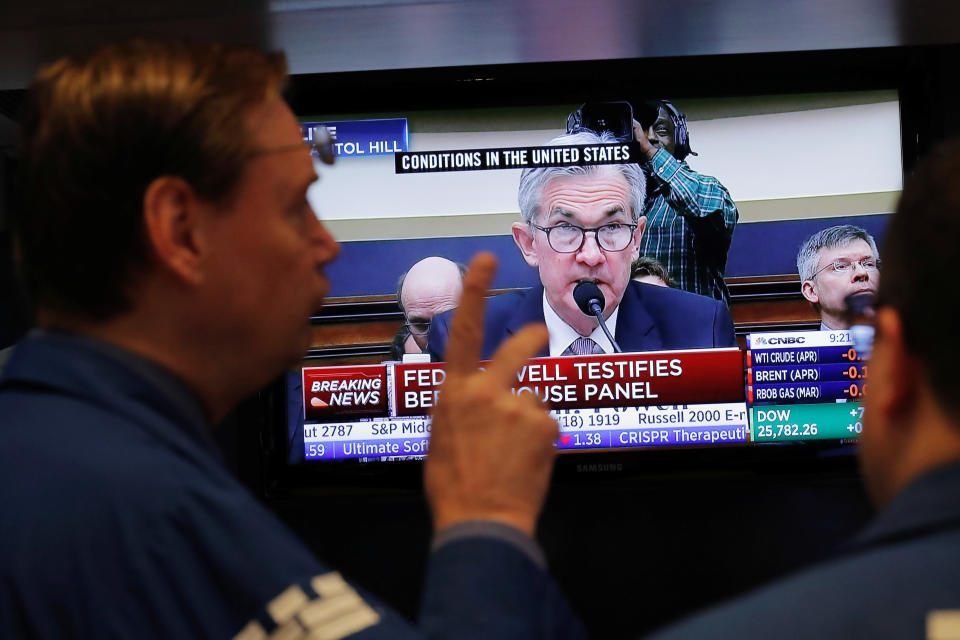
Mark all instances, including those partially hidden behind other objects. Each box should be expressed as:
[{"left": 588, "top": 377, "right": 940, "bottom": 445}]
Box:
[
  {"left": 852, "top": 261, "right": 871, "bottom": 280},
  {"left": 312, "top": 217, "right": 341, "bottom": 265},
  {"left": 645, "top": 127, "right": 659, "bottom": 146},
  {"left": 413, "top": 332, "right": 428, "bottom": 350},
  {"left": 576, "top": 231, "right": 606, "bottom": 265}
]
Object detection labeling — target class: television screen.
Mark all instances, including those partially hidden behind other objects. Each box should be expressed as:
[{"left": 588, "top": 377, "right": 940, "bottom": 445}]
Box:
[{"left": 282, "top": 90, "right": 900, "bottom": 465}]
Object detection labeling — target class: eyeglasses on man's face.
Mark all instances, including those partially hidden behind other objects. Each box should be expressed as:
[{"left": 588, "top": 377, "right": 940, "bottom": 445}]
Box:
[
  {"left": 531, "top": 222, "right": 638, "bottom": 253},
  {"left": 404, "top": 320, "right": 431, "bottom": 337},
  {"left": 813, "top": 257, "right": 881, "bottom": 278}
]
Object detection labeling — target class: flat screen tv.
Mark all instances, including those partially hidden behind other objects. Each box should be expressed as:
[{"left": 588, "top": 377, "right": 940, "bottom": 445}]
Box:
[{"left": 258, "top": 54, "right": 909, "bottom": 486}]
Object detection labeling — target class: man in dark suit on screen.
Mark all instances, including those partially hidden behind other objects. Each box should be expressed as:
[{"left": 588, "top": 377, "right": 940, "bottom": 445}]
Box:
[{"left": 428, "top": 130, "right": 736, "bottom": 361}]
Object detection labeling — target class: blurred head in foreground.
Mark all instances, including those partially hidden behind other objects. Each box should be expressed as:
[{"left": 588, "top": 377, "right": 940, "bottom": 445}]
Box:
[
  {"left": 861, "top": 140, "right": 960, "bottom": 506},
  {"left": 15, "top": 39, "right": 340, "bottom": 421}
]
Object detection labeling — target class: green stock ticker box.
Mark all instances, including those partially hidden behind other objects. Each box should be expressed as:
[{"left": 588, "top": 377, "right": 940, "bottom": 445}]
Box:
[{"left": 750, "top": 402, "right": 864, "bottom": 442}]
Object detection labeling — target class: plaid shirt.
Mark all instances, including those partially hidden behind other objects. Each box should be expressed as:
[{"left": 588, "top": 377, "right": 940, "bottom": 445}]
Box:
[{"left": 638, "top": 148, "right": 739, "bottom": 304}]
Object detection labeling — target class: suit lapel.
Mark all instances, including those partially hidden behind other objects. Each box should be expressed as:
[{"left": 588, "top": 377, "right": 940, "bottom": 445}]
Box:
[
  {"left": 503, "top": 286, "right": 549, "bottom": 358},
  {"left": 615, "top": 282, "right": 663, "bottom": 353},
  {"left": 501, "top": 284, "right": 658, "bottom": 357}
]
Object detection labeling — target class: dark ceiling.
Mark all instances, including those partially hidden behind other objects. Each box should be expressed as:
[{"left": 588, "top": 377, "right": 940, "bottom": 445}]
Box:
[
  {"left": 3, "top": 0, "right": 960, "bottom": 91},
  {"left": 2, "top": 0, "right": 960, "bottom": 144}
]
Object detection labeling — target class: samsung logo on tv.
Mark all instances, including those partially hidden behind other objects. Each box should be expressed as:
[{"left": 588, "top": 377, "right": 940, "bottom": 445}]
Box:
[{"left": 576, "top": 463, "right": 623, "bottom": 473}]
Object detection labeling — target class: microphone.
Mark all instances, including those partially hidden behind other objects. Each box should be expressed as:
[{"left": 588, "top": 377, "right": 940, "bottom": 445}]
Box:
[
  {"left": 573, "top": 280, "right": 604, "bottom": 316},
  {"left": 572, "top": 281, "right": 623, "bottom": 353}
]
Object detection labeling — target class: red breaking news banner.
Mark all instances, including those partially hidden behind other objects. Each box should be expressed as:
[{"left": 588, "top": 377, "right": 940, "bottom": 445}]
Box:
[
  {"left": 393, "top": 349, "right": 744, "bottom": 417},
  {"left": 303, "top": 365, "right": 388, "bottom": 421}
]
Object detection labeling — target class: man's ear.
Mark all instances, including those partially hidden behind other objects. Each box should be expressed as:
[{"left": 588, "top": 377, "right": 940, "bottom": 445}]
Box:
[
  {"left": 631, "top": 215, "right": 647, "bottom": 260},
  {"left": 142, "top": 176, "right": 207, "bottom": 285},
  {"left": 512, "top": 222, "right": 539, "bottom": 268},
  {"left": 872, "top": 307, "right": 918, "bottom": 419},
  {"left": 801, "top": 280, "right": 820, "bottom": 305}
]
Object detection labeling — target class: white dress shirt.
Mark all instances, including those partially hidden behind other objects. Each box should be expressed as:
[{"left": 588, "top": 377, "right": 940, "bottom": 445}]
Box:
[{"left": 542, "top": 291, "right": 620, "bottom": 356}]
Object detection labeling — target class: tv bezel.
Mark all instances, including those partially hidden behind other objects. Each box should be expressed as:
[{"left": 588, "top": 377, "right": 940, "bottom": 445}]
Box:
[{"left": 250, "top": 45, "right": 929, "bottom": 495}]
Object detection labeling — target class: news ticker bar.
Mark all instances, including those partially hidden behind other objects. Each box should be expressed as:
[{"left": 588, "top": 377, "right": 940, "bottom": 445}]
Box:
[
  {"left": 746, "top": 329, "right": 858, "bottom": 350},
  {"left": 748, "top": 381, "right": 865, "bottom": 404},
  {"left": 747, "top": 363, "right": 866, "bottom": 385},
  {"left": 746, "top": 345, "right": 864, "bottom": 367},
  {"left": 394, "top": 350, "right": 744, "bottom": 416},
  {"left": 751, "top": 402, "right": 864, "bottom": 442},
  {"left": 302, "top": 348, "right": 745, "bottom": 423},
  {"left": 297, "top": 332, "right": 873, "bottom": 461},
  {"left": 394, "top": 142, "right": 644, "bottom": 174},
  {"left": 745, "top": 330, "right": 868, "bottom": 407},
  {"left": 303, "top": 403, "right": 749, "bottom": 461},
  {"left": 301, "top": 400, "right": 865, "bottom": 460},
  {"left": 300, "top": 118, "right": 409, "bottom": 158},
  {"left": 553, "top": 403, "right": 747, "bottom": 450}
]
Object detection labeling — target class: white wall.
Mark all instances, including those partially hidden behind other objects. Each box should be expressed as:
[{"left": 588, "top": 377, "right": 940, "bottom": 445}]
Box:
[{"left": 308, "top": 94, "right": 903, "bottom": 230}]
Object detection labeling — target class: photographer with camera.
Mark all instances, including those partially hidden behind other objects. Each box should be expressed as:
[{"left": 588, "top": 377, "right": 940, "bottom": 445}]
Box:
[
  {"left": 564, "top": 100, "right": 737, "bottom": 303},
  {"left": 632, "top": 100, "right": 738, "bottom": 304}
]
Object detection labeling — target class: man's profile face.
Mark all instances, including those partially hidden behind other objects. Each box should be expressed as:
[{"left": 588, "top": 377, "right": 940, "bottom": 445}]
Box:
[
  {"left": 801, "top": 239, "right": 879, "bottom": 330},
  {"left": 202, "top": 97, "right": 340, "bottom": 373},
  {"left": 644, "top": 107, "right": 677, "bottom": 158},
  {"left": 513, "top": 168, "right": 644, "bottom": 334}
]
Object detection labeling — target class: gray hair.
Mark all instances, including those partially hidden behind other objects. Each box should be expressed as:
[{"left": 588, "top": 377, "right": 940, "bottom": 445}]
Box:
[
  {"left": 797, "top": 224, "right": 879, "bottom": 282},
  {"left": 517, "top": 130, "right": 646, "bottom": 224}
]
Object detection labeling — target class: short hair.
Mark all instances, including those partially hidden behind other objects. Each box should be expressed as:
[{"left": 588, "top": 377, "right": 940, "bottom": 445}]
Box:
[
  {"left": 14, "top": 39, "right": 288, "bottom": 320},
  {"left": 517, "top": 130, "right": 646, "bottom": 225},
  {"left": 631, "top": 256, "right": 674, "bottom": 286},
  {"left": 796, "top": 225, "right": 879, "bottom": 282},
  {"left": 880, "top": 139, "right": 960, "bottom": 413},
  {"left": 396, "top": 259, "right": 466, "bottom": 313}
]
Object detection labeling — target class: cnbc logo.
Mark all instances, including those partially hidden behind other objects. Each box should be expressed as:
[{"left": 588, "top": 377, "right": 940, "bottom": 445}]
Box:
[{"left": 753, "top": 335, "right": 806, "bottom": 346}]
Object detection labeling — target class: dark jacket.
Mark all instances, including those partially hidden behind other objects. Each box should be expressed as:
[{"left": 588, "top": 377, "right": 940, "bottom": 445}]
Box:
[
  {"left": 0, "top": 332, "right": 584, "bottom": 639},
  {"left": 648, "top": 461, "right": 960, "bottom": 639},
  {"left": 428, "top": 280, "right": 737, "bottom": 361}
]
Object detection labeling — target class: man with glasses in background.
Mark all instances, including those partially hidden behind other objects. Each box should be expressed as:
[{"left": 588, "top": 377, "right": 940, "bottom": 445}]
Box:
[
  {"left": 797, "top": 225, "right": 881, "bottom": 331},
  {"left": 397, "top": 256, "right": 465, "bottom": 352},
  {"left": 428, "top": 130, "right": 736, "bottom": 361}
]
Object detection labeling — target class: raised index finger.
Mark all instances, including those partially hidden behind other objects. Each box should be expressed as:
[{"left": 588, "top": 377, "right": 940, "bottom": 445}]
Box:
[
  {"left": 444, "top": 252, "right": 497, "bottom": 377},
  {"left": 486, "top": 323, "right": 550, "bottom": 389}
]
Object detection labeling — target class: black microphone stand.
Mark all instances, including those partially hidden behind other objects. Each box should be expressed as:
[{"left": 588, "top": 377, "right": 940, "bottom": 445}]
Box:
[{"left": 587, "top": 300, "right": 623, "bottom": 354}]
